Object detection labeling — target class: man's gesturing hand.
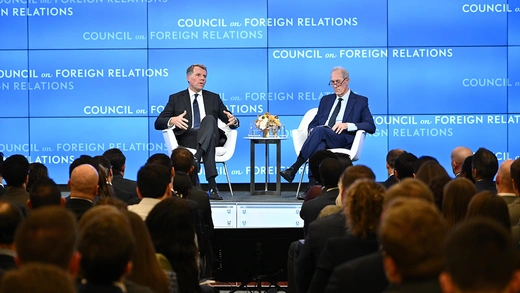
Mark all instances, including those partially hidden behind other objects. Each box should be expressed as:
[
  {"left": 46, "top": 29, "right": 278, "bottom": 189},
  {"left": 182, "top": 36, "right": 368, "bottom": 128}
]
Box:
[
  {"left": 169, "top": 110, "right": 189, "bottom": 129},
  {"left": 224, "top": 110, "right": 237, "bottom": 126}
]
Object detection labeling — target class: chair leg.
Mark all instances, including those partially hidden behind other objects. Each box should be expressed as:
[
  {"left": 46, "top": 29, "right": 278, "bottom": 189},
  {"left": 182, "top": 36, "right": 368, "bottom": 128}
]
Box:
[
  {"left": 295, "top": 162, "right": 307, "bottom": 196},
  {"left": 222, "top": 162, "right": 233, "bottom": 197}
]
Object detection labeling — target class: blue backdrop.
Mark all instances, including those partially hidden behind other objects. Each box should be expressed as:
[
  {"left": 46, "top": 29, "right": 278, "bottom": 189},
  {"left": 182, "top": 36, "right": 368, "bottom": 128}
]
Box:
[{"left": 1, "top": 0, "right": 519, "bottom": 184}]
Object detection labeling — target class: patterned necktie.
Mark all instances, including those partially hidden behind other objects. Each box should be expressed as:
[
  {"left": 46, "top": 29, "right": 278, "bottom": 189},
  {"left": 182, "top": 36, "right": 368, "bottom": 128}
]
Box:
[
  {"left": 193, "top": 93, "right": 200, "bottom": 129},
  {"left": 327, "top": 98, "right": 343, "bottom": 128}
]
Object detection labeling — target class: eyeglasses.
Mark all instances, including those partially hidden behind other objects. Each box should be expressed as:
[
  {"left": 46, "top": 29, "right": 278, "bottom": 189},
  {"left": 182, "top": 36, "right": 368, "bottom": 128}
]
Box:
[{"left": 328, "top": 77, "right": 348, "bottom": 87}]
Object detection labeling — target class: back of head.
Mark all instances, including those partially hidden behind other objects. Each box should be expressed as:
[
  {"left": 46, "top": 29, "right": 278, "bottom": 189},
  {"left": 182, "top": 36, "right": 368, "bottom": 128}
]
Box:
[
  {"left": 386, "top": 149, "right": 405, "bottom": 169},
  {"left": 2, "top": 154, "right": 29, "bottom": 186},
  {"left": 442, "top": 177, "right": 477, "bottom": 229},
  {"left": 443, "top": 218, "right": 517, "bottom": 293},
  {"left": 93, "top": 155, "right": 112, "bottom": 172},
  {"left": 384, "top": 178, "right": 435, "bottom": 208},
  {"left": 173, "top": 172, "right": 192, "bottom": 199},
  {"left": 78, "top": 208, "right": 134, "bottom": 285},
  {"left": 344, "top": 179, "right": 385, "bottom": 238},
  {"left": 0, "top": 263, "right": 75, "bottom": 293},
  {"left": 15, "top": 206, "right": 76, "bottom": 270},
  {"left": 379, "top": 197, "right": 447, "bottom": 280},
  {"left": 429, "top": 174, "right": 452, "bottom": 211},
  {"left": 308, "top": 150, "right": 337, "bottom": 185},
  {"left": 339, "top": 165, "right": 376, "bottom": 190},
  {"left": 415, "top": 161, "right": 449, "bottom": 186},
  {"left": 170, "top": 147, "right": 195, "bottom": 173},
  {"left": 335, "top": 153, "right": 353, "bottom": 169},
  {"left": 68, "top": 155, "right": 98, "bottom": 178},
  {"left": 461, "top": 155, "right": 475, "bottom": 182},
  {"left": 94, "top": 196, "right": 128, "bottom": 211},
  {"left": 472, "top": 147, "right": 498, "bottom": 181},
  {"left": 466, "top": 191, "right": 510, "bottom": 229},
  {"left": 412, "top": 155, "right": 439, "bottom": 175},
  {"left": 102, "top": 148, "right": 126, "bottom": 174},
  {"left": 497, "top": 159, "right": 514, "bottom": 192},
  {"left": 0, "top": 202, "right": 23, "bottom": 246},
  {"left": 69, "top": 164, "right": 99, "bottom": 197},
  {"left": 451, "top": 146, "right": 473, "bottom": 165},
  {"left": 510, "top": 158, "right": 520, "bottom": 192},
  {"left": 394, "top": 152, "right": 418, "bottom": 181},
  {"left": 28, "top": 177, "right": 62, "bottom": 209},
  {"left": 137, "top": 164, "right": 171, "bottom": 199},
  {"left": 27, "top": 163, "right": 48, "bottom": 192},
  {"left": 147, "top": 153, "right": 173, "bottom": 170},
  {"left": 319, "top": 157, "right": 344, "bottom": 188}
]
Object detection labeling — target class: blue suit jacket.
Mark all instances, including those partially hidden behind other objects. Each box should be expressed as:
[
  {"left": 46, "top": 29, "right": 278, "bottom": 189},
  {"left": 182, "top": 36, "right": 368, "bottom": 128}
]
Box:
[{"left": 308, "top": 92, "right": 376, "bottom": 136}]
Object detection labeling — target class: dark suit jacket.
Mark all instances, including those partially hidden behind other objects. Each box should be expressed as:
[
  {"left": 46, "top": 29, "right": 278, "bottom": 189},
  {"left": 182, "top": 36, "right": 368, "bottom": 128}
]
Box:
[
  {"left": 308, "top": 92, "right": 375, "bottom": 147},
  {"left": 384, "top": 278, "right": 442, "bottom": 293},
  {"left": 383, "top": 174, "right": 398, "bottom": 189},
  {"left": 0, "top": 252, "right": 17, "bottom": 271},
  {"left": 65, "top": 197, "right": 94, "bottom": 221},
  {"left": 186, "top": 198, "right": 207, "bottom": 256},
  {"left": 300, "top": 188, "right": 340, "bottom": 236},
  {"left": 112, "top": 174, "right": 139, "bottom": 203},
  {"left": 0, "top": 186, "right": 29, "bottom": 207},
  {"left": 295, "top": 213, "right": 346, "bottom": 293},
  {"left": 325, "top": 252, "right": 388, "bottom": 293},
  {"left": 154, "top": 89, "right": 239, "bottom": 133},
  {"left": 475, "top": 179, "right": 497, "bottom": 194},
  {"left": 308, "top": 234, "right": 379, "bottom": 293},
  {"left": 190, "top": 186, "right": 214, "bottom": 237},
  {"left": 0, "top": 185, "right": 6, "bottom": 196}
]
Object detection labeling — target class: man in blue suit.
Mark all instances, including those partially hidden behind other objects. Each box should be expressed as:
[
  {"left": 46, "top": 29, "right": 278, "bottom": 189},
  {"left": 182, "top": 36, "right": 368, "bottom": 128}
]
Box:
[{"left": 281, "top": 66, "right": 376, "bottom": 183}]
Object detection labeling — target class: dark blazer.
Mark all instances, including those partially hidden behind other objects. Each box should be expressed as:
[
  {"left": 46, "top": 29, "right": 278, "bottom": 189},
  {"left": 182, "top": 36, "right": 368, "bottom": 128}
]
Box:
[
  {"left": 307, "top": 234, "right": 379, "bottom": 293},
  {"left": 154, "top": 89, "right": 239, "bottom": 133},
  {"left": 112, "top": 174, "right": 139, "bottom": 202},
  {"left": 384, "top": 278, "right": 442, "bottom": 293},
  {"left": 190, "top": 186, "right": 214, "bottom": 237},
  {"left": 65, "top": 198, "right": 94, "bottom": 221},
  {"left": 0, "top": 185, "right": 6, "bottom": 196},
  {"left": 325, "top": 252, "right": 388, "bottom": 293},
  {"left": 300, "top": 188, "right": 340, "bottom": 236},
  {"left": 475, "top": 179, "right": 497, "bottom": 194},
  {"left": 0, "top": 253, "right": 17, "bottom": 271},
  {"left": 0, "top": 186, "right": 29, "bottom": 207},
  {"left": 295, "top": 213, "right": 346, "bottom": 293},
  {"left": 186, "top": 199, "right": 207, "bottom": 256},
  {"left": 308, "top": 92, "right": 375, "bottom": 146},
  {"left": 383, "top": 174, "right": 398, "bottom": 189},
  {"left": 78, "top": 283, "right": 124, "bottom": 293}
]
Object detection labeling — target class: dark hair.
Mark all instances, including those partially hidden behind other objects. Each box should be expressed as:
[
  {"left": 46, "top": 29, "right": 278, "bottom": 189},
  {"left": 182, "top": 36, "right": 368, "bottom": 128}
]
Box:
[
  {"left": 445, "top": 218, "right": 516, "bottom": 292},
  {"left": 29, "top": 177, "right": 62, "bottom": 209},
  {"left": 103, "top": 148, "right": 125, "bottom": 174},
  {"left": 186, "top": 64, "right": 207, "bottom": 76},
  {"left": 137, "top": 164, "right": 171, "bottom": 199},
  {"left": 171, "top": 147, "right": 194, "bottom": 173},
  {"left": 0, "top": 202, "right": 23, "bottom": 245},
  {"left": 386, "top": 149, "right": 405, "bottom": 168},
  {"left": 472, "top": 147, "right": 498, "bottom": 180},
  {"left": 15, "top": 207, "right": 77, "bottom": 270},
  {"left": 2, "top": 154, "right": 29, "bottom": 186},
  {"left": 308, "top": 150, "right": 337, "bottom": 185},
  {"left": 429, "top": 175, "right": 452, "bottom": 211},
  {"left": 442, "top": 178, "right": 478, "bottom": 229},
  {"left": 512, "top": 158, "right": 520, "bottom": 191},
  {"left": 147, "top": 153, "right": 173, "bottom": 170},
  {"left": 460, "top": 155, "right": 475, "bottom": 182},
  {"left": 174, "top": 172, "right": 192, "bottom": 199},
  {"left": 69, "top": 155, "right": 98, "bottom": 178},
  {"left": 335, "top": 153, "right": 353, "bottom": 170},
  {"left": 146, "top": 197, "right": 200, "bottom": 293},
  {"left": 412, "top": 155, "right": 439, "bottom": 174},
  {"left": 125, "top": 211, "right": 170, "bottom": 293},
  {"left": 78, "top": 210, "right": 134, "bottom": 284},
  {"left": 339, "top": 165, "right": 376, "bottom": 190},
  {"left": 466, "top": 191, "right": 510, "bottom": 229},
  {"left": 319, "top": 157, "right": 344, "bottom": 188},
  {"left": 0, "top": 263, "right": 75, "bottom": 293},
  {"left": 394, "top": 152, "right": 417, "bottom": 180},
  {"left": 94, "top": 155, "right": 111, "bottom": 171},
  {"left": 93, "top": 155, "right": 114, "bottom": 198},
  {"left": 415, "top": 161, "right": 449, "bottom": 186},
  {"left": 27, "top": 163, "right": 48, "bottom": 192},
  {"left": 95, "top": 196, "right": 127, "bottom": 211}
]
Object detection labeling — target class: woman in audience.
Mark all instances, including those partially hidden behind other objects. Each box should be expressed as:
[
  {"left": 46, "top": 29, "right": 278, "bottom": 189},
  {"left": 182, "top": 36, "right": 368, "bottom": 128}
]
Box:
[
  {"left": 26, "top": 162, "right": 48, "bottom": 192},
  {"left": 146, "top": 197, "right": 203, "bottom": 293},
  {"left": 94, "top": 160, "right": 114, "bottom": 198},
  {"left": 125, "top": 211, "right": 177, "bottom": 293},
  {"left": 429, "top": 174, "right": 452, "bottom": 211},
  {"left": 460, "top": 155, "right": 475, "bottom": 182},
  {"left": 466, "top": 191, "right": 510, "bottom": 229},
  {"left": 174, "top": 171, "right": 192, "bottom": 199},
  {"left": 442, "top": 177, "right": 478, "bottom": 229},
  {"left": 415, "top": 161, "right": 450, "bottom": 186},
  {"left": 306, "top": 179, "right": 385, "bottom": 293}
]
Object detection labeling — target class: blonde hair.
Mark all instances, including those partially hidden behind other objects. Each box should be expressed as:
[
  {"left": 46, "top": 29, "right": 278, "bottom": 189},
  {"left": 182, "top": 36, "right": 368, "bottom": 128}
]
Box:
[{"left": 344, "top": 179, "right": 385, "bottom": 238}]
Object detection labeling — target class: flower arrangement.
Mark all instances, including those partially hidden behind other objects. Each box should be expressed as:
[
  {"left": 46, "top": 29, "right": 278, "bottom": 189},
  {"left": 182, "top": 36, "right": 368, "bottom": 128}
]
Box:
[{"left": 255, "top": 112, "right": 281, "bottom": 137}]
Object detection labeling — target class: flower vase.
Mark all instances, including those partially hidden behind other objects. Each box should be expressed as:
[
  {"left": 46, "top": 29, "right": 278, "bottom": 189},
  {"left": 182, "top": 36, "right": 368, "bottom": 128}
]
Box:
[
  {"left": 262, "top": 129, "right": 269, "bottom": 138},
  {"left": 270, "top": 127, "right": 279, "bottom": 138}
]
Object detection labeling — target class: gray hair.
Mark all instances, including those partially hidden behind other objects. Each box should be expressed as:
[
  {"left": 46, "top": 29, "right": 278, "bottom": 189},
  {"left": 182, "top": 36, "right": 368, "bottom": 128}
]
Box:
[
  {"left": 331, "top": 66, "right": 349, "bottom": 79},
  {"left": 186, "top": 64, "right": 207, "bottom": 76}
]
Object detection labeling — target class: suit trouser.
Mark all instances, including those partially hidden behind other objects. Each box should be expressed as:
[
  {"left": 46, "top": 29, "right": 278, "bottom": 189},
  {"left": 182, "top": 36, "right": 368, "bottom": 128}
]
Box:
[
  {"left": 177, "top": 116, "right": 219, "bottom": 180},
  {"left": 299, "top": 127, "right": 352, "bottom": 161}
]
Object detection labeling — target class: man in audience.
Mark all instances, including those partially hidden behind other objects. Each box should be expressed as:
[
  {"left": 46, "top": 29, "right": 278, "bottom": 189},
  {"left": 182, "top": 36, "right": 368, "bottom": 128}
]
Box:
[
  {"left": 0, "top": 154, "right": 30, "bottom": 210},
  {"left": 103, "top": 148, "right": 139, "bottom": 202},
  {"left": 450, "top": 146, "right": 473, "bottom": 177},
  {"left": 27, "top": 177, "right": 64, "bottom": 210},
  {"left": 128, "top": 163, "right": 172, "bottom": 220},
  {"left": 380, "top": 197, "right": 447, "bottom": 292},
  {"left": 393, "top": 152, "right": 417, "bottom": 182},
  {"left": 65, "top": 164, "right": 99, "bottom": 221},
  {"left": 383, "top": 149, "right": 405, "bottom": 189},
  {"left": 300, "top": 150, "right": 344, "bottom": 201},
  {"left": 412, "top": 155, "right": 439, "bottom": 176},
  {"left": 508, "top": 158, "right": 520, "bottom": 226},
  {"left": 0, "top": 152, "right": 5, "bottom": 196},
  {"left": 14, "top": 206, "right": 81, "bottom": 279},
  {"left": 1, "top": 263, "right": 76, "bottom": 293},
  {"left": 0, "top": 202, "right": 23, "bottom": 271},
  {"left": 496, "top": 159, "right": 516, "bottom": 204},
  {"left": 439, "top": 218, "right": 520, "bottom": 293},
  {"left": 472, "top": 147, "right": 498, "bottom": 193}
]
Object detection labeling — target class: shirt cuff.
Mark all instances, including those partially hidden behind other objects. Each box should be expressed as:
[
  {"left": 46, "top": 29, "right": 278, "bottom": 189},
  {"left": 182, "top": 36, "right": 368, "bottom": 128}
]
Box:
[{"left": 347, "top": 123, "right": 358, "bottom": 132}]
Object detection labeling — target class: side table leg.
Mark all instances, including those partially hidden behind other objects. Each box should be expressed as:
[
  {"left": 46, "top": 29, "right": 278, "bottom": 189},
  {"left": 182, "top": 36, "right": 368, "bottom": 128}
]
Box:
[
  {"left": 276, "top": 140, "right": 281, "bottom": 196},
  {"left": 250, "top": 140, "right": 255, "bottom": 195}
]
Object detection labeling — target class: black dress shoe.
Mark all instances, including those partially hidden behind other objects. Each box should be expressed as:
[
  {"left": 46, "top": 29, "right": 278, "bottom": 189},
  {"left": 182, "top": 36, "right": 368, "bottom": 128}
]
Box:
[
  {"left": 193, "top": 157, "right": 201, "bottom": 173},
  {"left": 208, "top": 188, "right": 223, "bottom": 200},
  {"left": 280, "top": 167, "right": 296, "bottom": 183},
  {"left": 296, "top": 194, "right": 306, "bottom": 200}
]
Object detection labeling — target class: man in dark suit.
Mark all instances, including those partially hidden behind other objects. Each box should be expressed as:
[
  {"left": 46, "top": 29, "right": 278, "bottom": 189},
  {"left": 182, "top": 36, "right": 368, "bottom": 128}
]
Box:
[
  {"left": 472, "top": 147, "right": 498, "bottom": 193},
  {"left": 383, "top": 149, "right": 404, "bottom": 189},
  {"left": 155, "top": 64, "right": 239, "bottom": 200},
  {"left": 0, "top": 202, "right": 23, "bottom": 272},
  {"left": 280, "top": 66, "right": 376, "bottom": 183},
  {"left": 103, "top": 149, "right": 139, "bottom": 203},
  {"left": 450, "top": 146, "right": 473, "bottom": 177},
  {"left": 0, "top": 154, "right": 30, "bottom": 216},
  {"left": 65, "top": 164, "right": 98, "bottom": 221}
]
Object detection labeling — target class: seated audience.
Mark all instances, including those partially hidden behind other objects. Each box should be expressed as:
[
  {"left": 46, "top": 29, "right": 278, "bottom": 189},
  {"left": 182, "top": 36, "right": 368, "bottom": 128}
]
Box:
[
  {"left": 496, "top": 159, "right": 516, "bottom": 204},
  {"left": 65, "top": 164, "right": 99, "bottom": 221},
  {"left": 93, "top": 155, "right": 115, "bottom": 198},
  {"left": 509, "top": 158, "right": 520, "bottom": 226},
  {"left": 393, "top": 152, "right": 417, "bottom": 182},
  {"left": 300, "top": 150, "right": 337, "bottom": 201},
  {"left": 412, "top": 155, "right": 439, "bottom": 177},
  {"left": 27, "top": 177, "right": 64, "bottom": 210},
  {"left": 450, "top": 146, "right": 473, "bottom": 177},
  {"left": 383, "top": 149, "right": 405, "bottom": 189},
  {"left": 0, "top": 154, "right": 30, "bottom": 214},
  {"left": 472, "top": 147, "right": 499, "bottom": 193},
  {"left": 174, "top": 171, "right": 192, "bottom": 199},
  {"left": 103, "top": 148, "right": 139, "bottom": 203},
  {"left": 0, "top": 202, "right": 23, "bottom": 271},
  {"left": 460, "top": 155, "right": 474, "bottom": 182},
  {"left": 0, "top": 263, "right": 75, "bottom": 293},
  {"left": 415, "top": 161, "right": 450, "bottom": 186},
  {"left": 26, "top": 162, "right": 48, "bottom": 192},
  {"left": 442, "top": 177, "right": 477, "bottom": 229},
  {"left": 466, "top": 191, "right": 510, "bottom": 229}
]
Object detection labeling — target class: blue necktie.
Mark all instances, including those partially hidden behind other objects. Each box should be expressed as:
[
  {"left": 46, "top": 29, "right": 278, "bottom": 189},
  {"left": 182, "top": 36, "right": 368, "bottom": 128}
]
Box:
[
  {"left": 327, "top": 98, "right": 343, "bottom": 128},
  {"left": 193, "top": 93, "right": 200, "bottom": 129}
]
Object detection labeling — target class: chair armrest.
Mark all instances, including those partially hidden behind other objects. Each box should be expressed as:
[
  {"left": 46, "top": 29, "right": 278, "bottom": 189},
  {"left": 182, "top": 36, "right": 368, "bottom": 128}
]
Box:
[
  {"left": 292, "top": 129, "right": 308, "bottom": 156},
  {"left": 349, "top": 130, "right": 366, "bottom": 161},
  {"left": 162, "top": 128, "right": 179, "bottom": 155}
]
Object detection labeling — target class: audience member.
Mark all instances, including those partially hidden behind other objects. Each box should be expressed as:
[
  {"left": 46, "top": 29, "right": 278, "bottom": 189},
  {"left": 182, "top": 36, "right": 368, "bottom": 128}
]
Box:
[
  {"left": 383, "top": 149, "right": 405, "bottom": 189},
  {"left": 0, "top": 263, "right": 75, "bottom": 293},
  {"left": 450, "top": 146, "right": 473, "bottom": 177},
  {"left": 300, "top": 150, "right": 337, "bottom": 201},
  {"left": 0, "top": 154, "right": 30, "bottom": 213},
  {"left": 429, "top": 174, "right": 452, "bottom": 211},
  {"left": 0, "top": 152, "right": 5, "bottom": 196},
  {"left": 440, "top": 218, "right": 520, "bottom": 293},
  {"left": 510, "top": 158, "right": 520, "bottom": 226},
  {"left": 412, "top": 155, "right": 439, "bottom": 176},
  {"left": 380, "top": 198, "right": 447, "bottom": 292},
  {"left": 460, "top": 155, "right": 474, "bottom": 182},
  {"left": 393, "top": 152, "right": 417, "bottom": 182},
  {"left": 472, "top": 147, "right": 499, "bottom": 193},
  {"left": 65, "top": 164, "right": 99, "bottom": 221},
  {"left": 0, "top": 202, "right": 23, "bottom": 271},
  {"left": 317, "top": 205, "right": 342, "bottom": 219},
  {"left": 95, "top": 196, "right": 128, "bottom": 211},
  {"left": 27, "top": 177, "right": 64, "bottom": 210},
  {"left": 466, "top": 191, "right": 510, "bottom": 229},
  {"left": 496, "top": 159, "right": 516, "bottom": 204},
  {"left": 415, "top": 161, "right": 450, "bottom": 186},
  {"left": 26, "top": 162, "right": 48, "bottom": 192},
  {"left": 94, "top": 155, "right": 116, "bottom": 198},
  {"left": 442, "top": 178, "right": 477, "bottom": 229},
  {"left": 174, "top": 171, "right": 192, "bottom": 199},
  {"left": 103, "top": 148, "right": 139, "bottom": 203}
]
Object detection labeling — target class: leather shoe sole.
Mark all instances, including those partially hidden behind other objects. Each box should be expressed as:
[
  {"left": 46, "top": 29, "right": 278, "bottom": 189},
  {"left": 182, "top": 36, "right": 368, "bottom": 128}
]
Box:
[{"left": 280, "top": 168, "right": 295, "bottom": 183}]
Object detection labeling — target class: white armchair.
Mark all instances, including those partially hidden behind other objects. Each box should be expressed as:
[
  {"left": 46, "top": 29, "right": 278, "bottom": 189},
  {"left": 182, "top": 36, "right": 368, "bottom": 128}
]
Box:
[
  {"left": 291, "top": 108, "right": 367, "bottom": 195},
  {"left": 162, "top": 120, "right": 238, "bottom": 196}
]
